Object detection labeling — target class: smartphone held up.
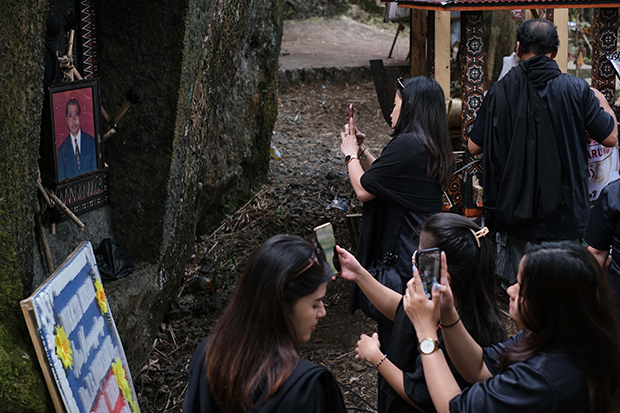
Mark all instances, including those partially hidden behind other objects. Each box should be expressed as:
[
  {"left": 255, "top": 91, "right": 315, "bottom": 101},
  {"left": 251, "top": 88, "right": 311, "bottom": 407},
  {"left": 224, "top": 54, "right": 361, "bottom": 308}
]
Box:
[
  {"left": 414, "top": 248, "right": 441, "bottom": 300},
  {"left": 314, "top": 222, "right": 341, "bottom": 276}
]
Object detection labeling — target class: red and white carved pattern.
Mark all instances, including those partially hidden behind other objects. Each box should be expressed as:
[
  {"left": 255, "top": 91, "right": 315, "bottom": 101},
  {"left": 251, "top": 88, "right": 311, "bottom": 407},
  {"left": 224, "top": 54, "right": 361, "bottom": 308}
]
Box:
[{"left": 81, "top": 0, "right": 98, "bottom": 79}]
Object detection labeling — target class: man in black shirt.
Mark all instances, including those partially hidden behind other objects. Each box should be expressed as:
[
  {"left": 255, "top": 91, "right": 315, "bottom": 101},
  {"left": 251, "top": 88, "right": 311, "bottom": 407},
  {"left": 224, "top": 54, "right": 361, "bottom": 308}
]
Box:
[{"left": 468, "top": 19, "right": 617, "bottom": 288}]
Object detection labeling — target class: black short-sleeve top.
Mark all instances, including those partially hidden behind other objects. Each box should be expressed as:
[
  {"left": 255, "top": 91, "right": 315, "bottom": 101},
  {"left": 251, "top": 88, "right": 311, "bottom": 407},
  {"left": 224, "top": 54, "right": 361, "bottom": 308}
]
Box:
[
  {"left": 586, "top": 178, "right": 620, "bottom": 280},
  {"left": 449, "top": 332, "right": 589, "bottom": 413}
]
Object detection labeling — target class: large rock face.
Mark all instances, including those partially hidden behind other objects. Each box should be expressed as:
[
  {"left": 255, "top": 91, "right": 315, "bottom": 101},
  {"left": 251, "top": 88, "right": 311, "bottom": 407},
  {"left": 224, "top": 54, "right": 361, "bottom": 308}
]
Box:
[
  {"left": 0, "top": 2, "right": 54, "bottom": 411},
  {"left": 0, "top": 0, "right": 282, "bottom": 409}
]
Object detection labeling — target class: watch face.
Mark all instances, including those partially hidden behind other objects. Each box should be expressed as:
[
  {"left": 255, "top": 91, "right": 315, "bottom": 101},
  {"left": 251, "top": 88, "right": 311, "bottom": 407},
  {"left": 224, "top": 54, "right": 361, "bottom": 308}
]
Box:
[
  {"left": 420, "top": 338, "right": 436, "bottom": 354},
  {"left": 345, "top": 155, "right": 351, "bottom": 164}
]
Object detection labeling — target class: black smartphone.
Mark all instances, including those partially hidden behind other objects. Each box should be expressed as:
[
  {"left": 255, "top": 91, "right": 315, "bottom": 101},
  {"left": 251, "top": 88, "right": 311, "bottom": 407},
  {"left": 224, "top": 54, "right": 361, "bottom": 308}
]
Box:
[
  {"left": 314, "top": 222, "right": 341, "bottom": 275},
  {"left": 414, "top": 248, "right": 440, "bottom": 300}
]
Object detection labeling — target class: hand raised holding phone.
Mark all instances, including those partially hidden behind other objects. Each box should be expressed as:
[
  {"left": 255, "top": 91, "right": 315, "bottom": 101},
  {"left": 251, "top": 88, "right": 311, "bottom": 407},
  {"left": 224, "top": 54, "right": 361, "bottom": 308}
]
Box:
[
  {"left": 347, "top": 103, "right": 365, "bottom": 146},
  {"left": 314, "top": 223, "right": 341, "bottom": 276}
]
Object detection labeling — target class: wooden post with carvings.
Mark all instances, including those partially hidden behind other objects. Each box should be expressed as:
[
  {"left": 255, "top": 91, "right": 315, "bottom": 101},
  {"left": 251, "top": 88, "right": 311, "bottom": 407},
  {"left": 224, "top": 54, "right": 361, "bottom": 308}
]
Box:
[
  {"left": 592, "top": 8, "right": 619, "bottom": 106},
  {"left": 460, "top": 11, "right": 485, "bottom": 215}
]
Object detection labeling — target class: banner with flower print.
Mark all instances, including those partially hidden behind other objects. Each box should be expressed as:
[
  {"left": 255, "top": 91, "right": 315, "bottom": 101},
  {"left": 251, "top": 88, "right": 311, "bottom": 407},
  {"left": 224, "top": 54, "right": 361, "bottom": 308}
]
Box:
[{"left": 21, "top": 242, "right": 140, "bottom": 413}]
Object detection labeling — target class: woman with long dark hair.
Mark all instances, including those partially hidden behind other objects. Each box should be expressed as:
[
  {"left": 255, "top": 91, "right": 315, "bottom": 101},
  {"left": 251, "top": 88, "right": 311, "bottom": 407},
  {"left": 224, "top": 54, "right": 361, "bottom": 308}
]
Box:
[
  {"left": 340, "top": 76, "right": 453, "bottom": 411},
  {"left": 336, "top": 213, "right": 506, "bottom": 413},
  {"left": 182, "top": 235, "right": 346, "bottom": 413},
  {"left": 404, "top": 241, "right": 620, "bottom": 413}
]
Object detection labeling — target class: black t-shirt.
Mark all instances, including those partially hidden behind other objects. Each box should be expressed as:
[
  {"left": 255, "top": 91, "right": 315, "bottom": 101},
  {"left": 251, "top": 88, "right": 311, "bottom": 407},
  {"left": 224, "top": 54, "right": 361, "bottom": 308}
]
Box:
[
  {"left": 471, "top": 59, "right": 614, "bottom": 239},
  {"left": 585, "top": 178, "right": 620, "bottom": 294},
  {"left": 384, "top": 301, "right": 471, "bottom": 413},
  {"left": 449, "top": 332, "right": 589, "bottom": 413},
  {"left": 182, "top": 338, "right": 346, "bottom": 413},
  {"left": 353, "top": 132, "right": 442, "bottom": 300}
]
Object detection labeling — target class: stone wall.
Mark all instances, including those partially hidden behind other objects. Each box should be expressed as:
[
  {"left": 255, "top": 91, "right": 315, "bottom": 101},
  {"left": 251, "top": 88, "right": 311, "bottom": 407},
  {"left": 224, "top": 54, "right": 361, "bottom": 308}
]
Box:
[{"left": 0, "top": 0, "right": 282, "bottom": 409}]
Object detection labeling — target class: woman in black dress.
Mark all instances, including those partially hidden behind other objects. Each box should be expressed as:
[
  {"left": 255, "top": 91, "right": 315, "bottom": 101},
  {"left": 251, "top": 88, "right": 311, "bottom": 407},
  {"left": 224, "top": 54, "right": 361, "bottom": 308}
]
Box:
[
  {"left": 337, "top": 213, "right": 506, "bottom": 412},
  {"left": 405, "top": 241, "right": 620, "bottom": 413},
  {"left": 340, "top": 77, "right": 453, "bottom": 411},
  {"left": 182, "top": 235, "right": 346, "bottom": 413}
]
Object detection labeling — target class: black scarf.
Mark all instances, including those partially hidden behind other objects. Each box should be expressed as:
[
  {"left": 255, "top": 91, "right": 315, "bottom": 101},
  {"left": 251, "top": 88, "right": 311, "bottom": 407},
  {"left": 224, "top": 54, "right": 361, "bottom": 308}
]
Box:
[{"left": 481, "top": 55, "right": 562, "bottom": 228}]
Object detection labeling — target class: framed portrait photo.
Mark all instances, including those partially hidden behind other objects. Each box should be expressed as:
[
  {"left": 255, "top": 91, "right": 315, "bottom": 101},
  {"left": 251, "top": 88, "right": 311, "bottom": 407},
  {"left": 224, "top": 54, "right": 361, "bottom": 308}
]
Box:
[{"left": 50, "top": 79, "right": 102, "bottom": 183}]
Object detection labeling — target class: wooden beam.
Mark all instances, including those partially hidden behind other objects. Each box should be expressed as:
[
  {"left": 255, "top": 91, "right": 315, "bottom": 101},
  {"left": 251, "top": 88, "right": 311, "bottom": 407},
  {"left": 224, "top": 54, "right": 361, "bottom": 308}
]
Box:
[
  {"left": 435, "top": 10, "right": 451, "bottom": 97},
  {"left": 410, "top": 9, "right": 427, "bottom": 77},
  {"left": 555, "top": 8, "right": 569, "bottom": 73}
]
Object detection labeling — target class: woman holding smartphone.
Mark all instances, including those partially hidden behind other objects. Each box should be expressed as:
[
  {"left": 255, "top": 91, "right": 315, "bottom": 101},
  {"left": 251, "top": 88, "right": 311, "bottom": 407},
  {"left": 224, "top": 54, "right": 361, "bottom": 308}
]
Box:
[
  {"left": 340, "top": 77, "right": 453, "bottom": 412},
  {"left": 404, "top": 241, "right": 620, "bottom": 413},
  {"left": 337, "top": 213, "right": 506, "bottom": 413},
  {"left": 182, "top": 235, "right": 346, "bottom": 413}
]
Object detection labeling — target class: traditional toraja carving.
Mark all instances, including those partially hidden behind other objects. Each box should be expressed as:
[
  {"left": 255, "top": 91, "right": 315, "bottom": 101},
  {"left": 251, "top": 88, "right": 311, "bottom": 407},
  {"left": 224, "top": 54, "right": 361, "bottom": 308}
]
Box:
[
  {"left": 460, "top": 11, "right": 485, "bottom": 212},
  {"left": 546, "top": 9, "right": 554, "bottom": 22},
  {"left": 592, "top": 8, "right": 618, "bottom": 106},
  {"left": 80, "top": 0, "right": 98, "bottom": 79}
]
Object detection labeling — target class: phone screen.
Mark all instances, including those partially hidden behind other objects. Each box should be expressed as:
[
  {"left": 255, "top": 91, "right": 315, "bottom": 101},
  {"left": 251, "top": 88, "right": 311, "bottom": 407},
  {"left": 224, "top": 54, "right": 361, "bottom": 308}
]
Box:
[
  {"left": 415, "top": 248, "right": 440, "bottom": 300},
  {"left": 314, "top": 222, "right": 340, "bottom": 275}
]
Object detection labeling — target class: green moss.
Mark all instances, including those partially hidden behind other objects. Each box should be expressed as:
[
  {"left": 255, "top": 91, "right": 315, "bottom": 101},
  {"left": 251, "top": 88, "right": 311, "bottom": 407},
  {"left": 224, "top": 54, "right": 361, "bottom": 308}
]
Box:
[
  {"left": 0, "top": 325, "right": 49, "bottom": 413},
  {"left": 0, "top": 1, "right": 51, "bottom": 409},
  {"left": 0, "top": 203, "right": 49, "bottom": 412}
]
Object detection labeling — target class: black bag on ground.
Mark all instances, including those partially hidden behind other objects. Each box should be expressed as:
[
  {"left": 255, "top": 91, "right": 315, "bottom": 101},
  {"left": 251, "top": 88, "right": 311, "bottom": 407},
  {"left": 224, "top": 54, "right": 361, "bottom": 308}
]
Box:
[{"left": 95, "top": 238, "right": 134, "bottom": 281}]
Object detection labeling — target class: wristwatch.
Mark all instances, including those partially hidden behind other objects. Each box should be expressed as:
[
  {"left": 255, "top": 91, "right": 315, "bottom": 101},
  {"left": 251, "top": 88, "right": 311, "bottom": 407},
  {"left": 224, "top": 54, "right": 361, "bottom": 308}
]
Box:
[
  {"left": 418, "top": 337, "right": 440, "bottom": 355},
  {"left": 344, "top": 154, "right": 358, "bottom": 165}
]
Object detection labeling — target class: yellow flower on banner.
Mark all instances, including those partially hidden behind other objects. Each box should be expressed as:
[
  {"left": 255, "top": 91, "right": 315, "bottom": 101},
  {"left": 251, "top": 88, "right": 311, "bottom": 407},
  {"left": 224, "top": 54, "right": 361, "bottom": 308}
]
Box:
[
  {"left": 94, "top": 279, "right": 108, "bottom": 314},
  {"left": 130, "top": 399, "right": 140, "bottom": 413},
  {"left": 112, "top": 357, "right": 132, "bottom": 402},
  {"left": 54, "top": 325, "right": 73, "bottom": 370}
]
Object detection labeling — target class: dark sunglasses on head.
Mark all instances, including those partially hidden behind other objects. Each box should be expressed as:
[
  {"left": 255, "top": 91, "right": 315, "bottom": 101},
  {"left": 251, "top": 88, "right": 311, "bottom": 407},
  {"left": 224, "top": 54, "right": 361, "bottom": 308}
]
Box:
[{"left": 291, "top": 251, "right": 322, "bottom": 280}]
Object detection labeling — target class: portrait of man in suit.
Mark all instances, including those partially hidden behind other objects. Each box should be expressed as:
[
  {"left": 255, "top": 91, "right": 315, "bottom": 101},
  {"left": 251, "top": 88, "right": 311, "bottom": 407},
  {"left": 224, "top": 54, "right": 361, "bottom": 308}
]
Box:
[{"left": 57, "top": 97, "right": 97, "bottom": 181}]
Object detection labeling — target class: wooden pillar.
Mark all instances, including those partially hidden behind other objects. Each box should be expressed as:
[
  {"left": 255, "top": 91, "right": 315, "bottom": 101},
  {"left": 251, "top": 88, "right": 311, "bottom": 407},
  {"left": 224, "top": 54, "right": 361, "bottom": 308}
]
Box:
[
  {"left": 460, "top": 11, "right": 485, "bottom": 213},
  {"left": 427, "top": 10, "right": 436, "bottom": 76},
  {"left": 524, "top": 9, "right": 535, "bottom": 21},
  {"left": 435, "top": 11, "right": 451, "bottom": 98},
  {"left": 554, "top": 9, "right": 569, "bottom": 73},
  {"left": 592, "top": 8, "right": 619, "bottom": 104},
  {"left": 410, "top": 9, "right": 427, "bottom": 77}
]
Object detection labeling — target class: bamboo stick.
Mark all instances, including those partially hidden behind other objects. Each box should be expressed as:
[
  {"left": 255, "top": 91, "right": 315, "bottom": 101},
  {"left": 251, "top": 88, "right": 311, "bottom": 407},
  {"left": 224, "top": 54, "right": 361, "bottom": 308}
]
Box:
[
  {"left": 45, "top": 189, "right": 85, "bottom": 230},
  {"left": 36, "top": 176, "right": 53, "bottom": 208},
  {"left": 111, "top": 101, "right": 132, "bottom": 125},
  {"left": 35, "top": 211, "right": 54, "bottom": 273}
]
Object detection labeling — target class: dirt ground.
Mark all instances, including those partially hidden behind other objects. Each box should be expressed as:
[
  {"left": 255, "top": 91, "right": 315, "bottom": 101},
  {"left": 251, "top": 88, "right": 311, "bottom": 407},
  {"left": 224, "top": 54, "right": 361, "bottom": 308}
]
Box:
[
  {"left": 279, "top": 15, "right": 409, "bottom": 71},
  {"left": 134, "top": 17, "right": 514, "bottom": 413}
]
